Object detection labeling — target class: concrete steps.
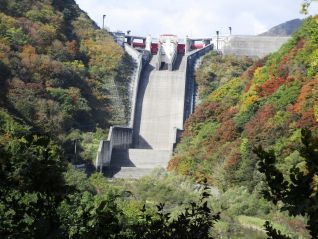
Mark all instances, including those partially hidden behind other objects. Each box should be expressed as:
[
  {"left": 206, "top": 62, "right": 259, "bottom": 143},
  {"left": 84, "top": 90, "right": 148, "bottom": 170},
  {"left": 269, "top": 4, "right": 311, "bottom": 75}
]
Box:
[
  {"left": 104, "top": 167, "right": 157, "bottom": 179},
  {"left": 105, "top": 149, "right": 171, "bottom": 178},
  {"left": 111, "top": 149, "right": 171, "bottom": 168}
]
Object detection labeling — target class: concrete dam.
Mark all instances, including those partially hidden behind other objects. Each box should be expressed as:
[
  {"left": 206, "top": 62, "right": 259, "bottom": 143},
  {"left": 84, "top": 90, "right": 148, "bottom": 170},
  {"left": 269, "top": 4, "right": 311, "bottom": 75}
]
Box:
[{"left": 95, "top": 33, "right": 290, "bottom": 178}]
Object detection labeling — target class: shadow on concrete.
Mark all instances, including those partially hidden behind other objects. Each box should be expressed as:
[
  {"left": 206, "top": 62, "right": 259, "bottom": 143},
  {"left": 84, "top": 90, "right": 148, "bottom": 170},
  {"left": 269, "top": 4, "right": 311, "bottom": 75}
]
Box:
[
  {"left": 103, "top": 167, "right": 121, "bottom": 178},
  {"left": 102, "top": 149, "right": 136, "bottom": 178},
  {"left": 110, "top": 149, "right": 136, "bottom": 167},
  {"left": 173, "top": 54, "right": 183, "bottom": 71},
  {"left": 160, "top": 62, "right": 168, "bottom": 70},
  {"left": 158, "top": 55, "right": 183, "bottom": 71},
  {"left": 134, "top": 135, "right": 152, "bottom": 149}
]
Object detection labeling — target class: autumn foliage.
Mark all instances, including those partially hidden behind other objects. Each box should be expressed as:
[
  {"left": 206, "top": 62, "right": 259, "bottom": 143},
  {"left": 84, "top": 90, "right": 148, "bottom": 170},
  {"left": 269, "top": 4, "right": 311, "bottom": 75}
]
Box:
[
  {"left": 0, "top": 0, "right": 133, "bottom": 162},
  {"left": 0, "top": 0, "right": 133, "bottom": 126},
  {"left": 170, "top": 17, "right": 318, "bottom": 193}
]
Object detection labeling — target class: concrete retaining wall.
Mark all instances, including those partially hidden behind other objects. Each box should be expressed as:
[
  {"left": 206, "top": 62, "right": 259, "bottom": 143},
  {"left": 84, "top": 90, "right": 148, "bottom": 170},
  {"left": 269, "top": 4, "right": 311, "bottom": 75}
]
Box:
[
  {"left": 96, "top": 44, "right": 213, "bottom": 169},
  {"left": 172, "top": 127, "right": 184, "bottom": 151},
  {"left": 171, "top": 44, "right": 214, "bottom": 150},
  {"left": 110, "top": 126, "right": 133, "bottom": 149},
  {"left": 95, "top": 45, "right": 148, "bottom": 169},
  {"left": 96, "top": 126, "right": 133, "bottom": 168},
  {"left": 217, "top": 36, "right": 290, "bottom": 58},
  {"left": 124, "top": 43, "right": 144, "bottom": 128},
  {"left": 184, "top": 44, "right": 214, "bottom": 120},
  {"left": 96, "top": 140, "right": 111, "bottom": 168}
]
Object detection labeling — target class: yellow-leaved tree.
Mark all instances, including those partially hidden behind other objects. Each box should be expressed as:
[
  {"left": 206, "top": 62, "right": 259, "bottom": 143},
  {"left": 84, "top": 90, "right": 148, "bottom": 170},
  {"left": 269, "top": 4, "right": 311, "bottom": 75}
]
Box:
[{"left": 301, "top": 0, "right": 318, "bottom": 14}]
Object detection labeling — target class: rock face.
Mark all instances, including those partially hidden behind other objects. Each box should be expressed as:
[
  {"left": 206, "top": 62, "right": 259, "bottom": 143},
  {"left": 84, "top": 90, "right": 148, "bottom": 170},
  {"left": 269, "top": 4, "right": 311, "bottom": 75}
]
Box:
[{"left": 259, "top": 19, "right": 304, "bottom": 36}]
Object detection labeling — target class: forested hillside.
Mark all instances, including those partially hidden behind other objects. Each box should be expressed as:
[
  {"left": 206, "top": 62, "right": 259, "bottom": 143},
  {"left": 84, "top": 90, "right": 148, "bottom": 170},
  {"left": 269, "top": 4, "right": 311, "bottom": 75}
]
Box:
[
  {"left": 170, "top": 16, "right": 318, "bottom": 187},
  {"left": 0, "top": 1, "right": 221, "bottom": 238},
  {"left": 169, "top": 16, "right": 318, "bottom": 236},
  {"left": 1, "top": 0, "right": 317, "bottom": 238},
  {"left": 0, "top": 0, "right": 133, "bottom": 162}
]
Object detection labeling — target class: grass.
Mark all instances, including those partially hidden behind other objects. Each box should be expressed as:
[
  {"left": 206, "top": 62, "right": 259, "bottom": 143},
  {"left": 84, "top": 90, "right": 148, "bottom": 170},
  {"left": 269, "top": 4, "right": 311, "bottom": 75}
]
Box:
[{"left": 237, "top": 215, "right": 308, "bottom": 239}]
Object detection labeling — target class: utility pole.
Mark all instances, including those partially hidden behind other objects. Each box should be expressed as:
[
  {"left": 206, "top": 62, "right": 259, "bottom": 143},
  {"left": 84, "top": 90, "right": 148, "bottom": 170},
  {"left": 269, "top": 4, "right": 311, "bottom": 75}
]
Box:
[
  {"left": 102, "top": 14, "right": 106, "bottom": 29},
  {"left": 216, "top": 31, "right": 219, "bottom": 50}
]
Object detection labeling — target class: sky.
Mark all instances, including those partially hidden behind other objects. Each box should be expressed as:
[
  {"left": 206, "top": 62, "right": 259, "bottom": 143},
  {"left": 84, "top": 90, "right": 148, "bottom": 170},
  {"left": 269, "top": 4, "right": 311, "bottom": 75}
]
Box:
[{"left": 75, "top": 0, "right": 318, "bottom": 38}]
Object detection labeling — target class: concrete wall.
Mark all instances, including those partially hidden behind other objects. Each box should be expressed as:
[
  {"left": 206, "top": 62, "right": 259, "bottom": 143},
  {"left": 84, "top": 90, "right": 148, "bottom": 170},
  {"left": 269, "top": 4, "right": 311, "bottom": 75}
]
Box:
[
  {"left": 111, "top": 126, "right": 133, "bottom": 149},
  {"left": 124, "top": 43, "right": 144, "bottom": 128},
  {"left": 170, "top": 44, "right": 214, "bottom": 149},
  {"left": 172, "top": 127, "right": 184, "bottom": 151},
  {"left": 96, "top": 44, "right": 213, "bottom": 168},
  {"left": 95, "top": 44, "right": 148, "bottom": 169},
  {"left": 156, "top": 46, "right": 162, "bottom": 70},
  {"left": 215, "top": 35, "right": 290, "bottom": 58},
  {"left": 95, "top": 126, "right": 133, "bottom": 168},
  {"left": 184, "top": 44, "right": 214, "bottom": 121},
  {"left": 96, "top": 140, "right": 111, "bottom": 168}
]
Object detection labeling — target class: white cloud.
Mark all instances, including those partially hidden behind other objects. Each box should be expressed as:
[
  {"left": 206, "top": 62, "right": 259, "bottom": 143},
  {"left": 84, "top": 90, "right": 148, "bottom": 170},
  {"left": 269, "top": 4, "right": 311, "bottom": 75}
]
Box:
[
  {"left": 234, "top": 12, "right": 268, "bottom": 35},
  {"left": 75, "top": 0, "right": 318, "bottom": 37}
]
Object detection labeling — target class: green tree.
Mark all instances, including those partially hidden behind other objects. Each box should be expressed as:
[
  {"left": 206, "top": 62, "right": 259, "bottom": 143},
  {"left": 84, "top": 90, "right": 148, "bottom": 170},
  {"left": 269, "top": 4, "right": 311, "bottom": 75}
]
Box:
[
  {"left": 6, "top": 27, "right": 29, "bottom": 48},
  {"left": 0, "top": 134, "right": 69, "bottom": 238},
  {"left": 254, "top": 129, "right": 318, "bottom": 238},
  {"left": 58, "top": 192, "right": 123, "bottom": 239},
  {"left": 301, "top": 0, "right": 318, "bottom": 14},
  {"left": 130, "top": 185, "right": 220, "bottom": 239}
]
